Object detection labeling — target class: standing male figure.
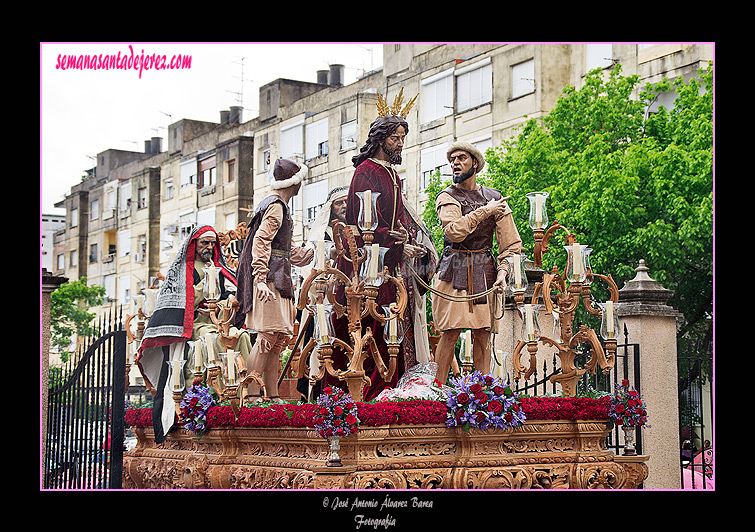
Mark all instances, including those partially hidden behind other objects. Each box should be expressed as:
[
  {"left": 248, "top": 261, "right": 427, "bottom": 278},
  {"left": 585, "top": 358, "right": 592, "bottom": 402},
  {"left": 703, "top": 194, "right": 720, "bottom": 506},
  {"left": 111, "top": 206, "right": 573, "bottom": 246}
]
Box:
[
  {"left": 236, "top": 158, "right": 314, "bottom": 403},
  {"left": 331, "top": 91, "right": 436, "bottom": 400},
  {"left": 137, "top": 225, "right": 252, "bottom": 443},
  {"left": 432, "top": 141, "right": 522, "bottom": 384}
]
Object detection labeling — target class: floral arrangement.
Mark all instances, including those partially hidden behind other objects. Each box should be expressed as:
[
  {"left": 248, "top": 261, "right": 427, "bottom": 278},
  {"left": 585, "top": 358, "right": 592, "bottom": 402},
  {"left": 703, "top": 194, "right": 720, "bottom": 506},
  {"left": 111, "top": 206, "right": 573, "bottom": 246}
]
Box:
[
  {"left": 444, "top": 371, "right": 526, "bottom": 431},
  {"left": 125, "top": 394, "right": 612, "bottom": 431},
  {"left": 179, "top": 381, "right": 217, "bottom": 437},
  {"left": 312, "top": 386, "right": 360, "bottom": 439},
  {"left": 608, "top": 379, "right": 649, "bottom": 428}
]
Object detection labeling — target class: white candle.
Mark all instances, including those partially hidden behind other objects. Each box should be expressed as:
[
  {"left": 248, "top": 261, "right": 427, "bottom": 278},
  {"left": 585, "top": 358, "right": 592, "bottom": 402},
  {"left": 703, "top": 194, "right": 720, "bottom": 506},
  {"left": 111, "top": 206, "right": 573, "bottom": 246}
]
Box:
[
  {"left": 204, "top": 333, "right": 216, "bottom": 364},
  {"left": 572, "top": 243, "right": 582, "bottom": 278},
  {"left": 525, "top": 304, "right": 535, "bottom": 341},
  {"left": 194, "top": 345, "right": 203, "bottom": 372},
  {"left": 364, "top": 190, "right": 372, "bottom": 228},
  {"left": 606, "top": 300, "right": 615, "bottom": 338},
  {"left": 205, "top": 264, "right": 217, "bottom": 299},
  {"left": 513, "top": 254, "right": 522, "bottom": 289},
  {"left": 464, "top": 330, "right": 472, "bottom": 363},
  {"left": 389, "top": 315, "right": 398, "bottom": 343},
  {"left": 317, "top": 304, "right": 329, "bottom": 343},
  {"left": 316, "top": 240, "right": 325, "bottom": 270},
  {"left": 172, "top": 360, "right": 181, "bottom": 389},
  {"left": 225, "top": 352, "right": 236, "bottom": 385},
  {"left": 136, "top": 294, "right": 145, "bottom": 314},
  {"left": 535, "top": 194, "right": 543, "bottom": 228},
  {"left": 368, "top": 244, "right": 380, "bottom": 279}
]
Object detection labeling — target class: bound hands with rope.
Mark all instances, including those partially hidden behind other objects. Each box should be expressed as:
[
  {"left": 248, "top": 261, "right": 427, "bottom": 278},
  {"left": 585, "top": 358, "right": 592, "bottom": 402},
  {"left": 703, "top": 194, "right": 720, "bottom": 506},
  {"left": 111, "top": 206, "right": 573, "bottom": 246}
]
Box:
[{"left": 390, "top": 226, "right": 426, "bottom": 259}]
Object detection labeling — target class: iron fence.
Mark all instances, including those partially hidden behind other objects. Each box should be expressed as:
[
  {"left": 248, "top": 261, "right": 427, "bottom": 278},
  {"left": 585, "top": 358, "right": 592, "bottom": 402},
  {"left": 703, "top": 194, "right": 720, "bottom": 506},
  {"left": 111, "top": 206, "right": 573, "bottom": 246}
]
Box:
[{"left": 44, "top": 310, "right": 126, "bottom": 489}]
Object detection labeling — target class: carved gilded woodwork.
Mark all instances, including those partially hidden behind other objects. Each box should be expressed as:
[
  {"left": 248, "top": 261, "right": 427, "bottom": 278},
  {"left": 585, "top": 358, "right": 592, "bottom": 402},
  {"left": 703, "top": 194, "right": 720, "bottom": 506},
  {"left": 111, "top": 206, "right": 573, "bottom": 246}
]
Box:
[{"left": 123, "top": 420, "right": 648, "bottom": 490}]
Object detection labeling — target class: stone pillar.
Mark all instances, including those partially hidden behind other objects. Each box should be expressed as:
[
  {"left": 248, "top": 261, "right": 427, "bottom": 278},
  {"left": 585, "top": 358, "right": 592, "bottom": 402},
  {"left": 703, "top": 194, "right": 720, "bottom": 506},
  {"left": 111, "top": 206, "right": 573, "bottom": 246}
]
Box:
[
  {"left": 41, "top": 268, "right": 68, "bottom": 485},
  {"left": 617, "top": 260, "right": 682, "bottom": 489}
]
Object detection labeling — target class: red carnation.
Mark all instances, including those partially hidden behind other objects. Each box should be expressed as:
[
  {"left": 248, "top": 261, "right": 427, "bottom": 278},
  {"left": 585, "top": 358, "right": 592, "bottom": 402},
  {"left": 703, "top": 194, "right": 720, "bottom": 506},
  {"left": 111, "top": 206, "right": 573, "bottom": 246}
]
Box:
[
  {"left": 615, "top": 404, "right": 625, "bottom": 413},
  {"left": 621, "top": 379, "right": 629, "bottom": 387},
  {"left": 334, "top": 406, "right": 343, "bottom": 415}
]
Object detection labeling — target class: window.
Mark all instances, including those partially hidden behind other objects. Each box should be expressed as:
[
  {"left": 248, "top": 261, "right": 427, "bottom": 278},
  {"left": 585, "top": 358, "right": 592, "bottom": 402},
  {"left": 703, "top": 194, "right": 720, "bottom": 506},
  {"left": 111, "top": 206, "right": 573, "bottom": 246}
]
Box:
[
  {"left": 56, "top": 253, "right": 65, "bottom": 271},
  {"left": 105, "top": 189, "right": 116, "bottom": 218},
  {"left": 341, "top": 120, "right": 357, "bottom": 151},
  {"left": 226, "top": 159, "right": 235, "bottom": 183},
  {"left": 104, "top": 274, "right": 116, "bottom": 301},
  {"left": 420, "top": 144, "right": 450, "bottom": 190},
  {"left": 70, "top": 250, "right": 77, "bottom": 268},
  {"left": 90, "top": 199, "right": 99, "bottom": 221},
  {"left": 118, "top": 229, "right": 131, "bottom": 257},
  {"left": 261, "top": 148, "right": 270, "bottom": 172},
  {"left": 422, "top": 68, "right": 453, "bottom": 123},
  {"left": 138, "top": 187, "right": 147, "bottom": 209},
  {"left": 511, "top": 59, "right": 535, "bottom": 99},
  {"left": 70, "top": 206, "right": 78, "bottom": 228},
  {"left": 456, "top": 59, "right": 492, "bottom": 112},
  {"left": 118, "top": 275, "right": 130, "bottom": 306},
  {"left": 306, "top": 118, "right": 329, "bottom": 160},
  {"left": 89, "top": 243, "right": 98, "bottom": 263},
  {"left": 302, "top": 179, "right": 329, "bottom": 226},
  {"left": 180, "top": 158, "right": 196, "bottom": 188},
  {"left": 198, "top": 155, "right": 216, "bottom": 189},
  {"left": 119, "top": 182, "right": 132, "bottom": 215},
  {"left": 164, "top": 178, "right": 174, "bottom": 200},
  {"left": 280, "top": 121, "right": 303, "bottom": 160},
  {"left": 586, "top": 44, "right": 613, "bottom": 72}
]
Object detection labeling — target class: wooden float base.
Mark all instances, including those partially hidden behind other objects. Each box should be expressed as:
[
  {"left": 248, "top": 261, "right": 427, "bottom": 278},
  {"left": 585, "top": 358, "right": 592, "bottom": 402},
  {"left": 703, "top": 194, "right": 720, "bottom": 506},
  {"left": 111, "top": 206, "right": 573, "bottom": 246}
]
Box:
[{"left": 123, "top": 419, "right": 648, "bottom": 489}]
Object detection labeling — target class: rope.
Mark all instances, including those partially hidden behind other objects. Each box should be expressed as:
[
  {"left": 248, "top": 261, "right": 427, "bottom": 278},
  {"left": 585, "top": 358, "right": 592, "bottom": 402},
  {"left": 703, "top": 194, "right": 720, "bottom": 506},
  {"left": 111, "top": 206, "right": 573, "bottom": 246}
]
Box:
[{"left": 405, "top": 262, "right": 504, "bottom": 320}]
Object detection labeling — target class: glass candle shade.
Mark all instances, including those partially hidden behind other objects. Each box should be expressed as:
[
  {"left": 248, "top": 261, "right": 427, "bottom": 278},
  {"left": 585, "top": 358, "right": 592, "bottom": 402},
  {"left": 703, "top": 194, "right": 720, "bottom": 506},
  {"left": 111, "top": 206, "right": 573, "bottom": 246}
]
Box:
[
  {"left": 132, "top": 294, "right": 145, "bottom": 316},
  {"left": 166, "top": 359, "right": 187, "bottom": 393},
  {"left": 201, "top": 333, "right": 219, "bottom": 368},
  {"left": 356, "top": 190, "right": 380, "bottom": 232},
  {"left": 311, "top": 240, "right": 336, "bottom": 271},
  {"left": 519, "top": 304, "right": 541, "bottom": 342},
  {"left": 506, "top": 253, "right": 528, "bottom": 293},
  {"left": 565, "top": 243, "right": 588, "bottom": 283},
  {"left": 600, "top": 300, "right": 620, "bottom": 340},
  {"left": 359, "top": 244, "right": 388, "bottom": 287},
  {"left": 221, "top": 351, "right": 241, "bottom": 387},
  {"left": 143, "top": 288, "right": 159, "bottom": 317},
  {"left": 382, "top": 305, "right": 405, "bottom": 344},
  {"left": 315, "top": 303, "right": 335, "bottom": 345},
  {"left": 526, "top": 191, "right": 549, "bottom": 230},
  {"left": 462, "top": 330, "right": 473, "bottom": 363},
  {"left": 203, "top": 264, "right": 220, "bottom": 300}
]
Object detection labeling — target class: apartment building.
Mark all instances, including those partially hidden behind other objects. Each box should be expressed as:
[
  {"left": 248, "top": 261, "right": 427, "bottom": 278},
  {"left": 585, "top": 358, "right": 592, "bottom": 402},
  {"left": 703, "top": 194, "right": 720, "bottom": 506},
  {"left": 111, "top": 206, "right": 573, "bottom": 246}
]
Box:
[{"left": 50, "top": 42, "right": 713, "bottom": 325}]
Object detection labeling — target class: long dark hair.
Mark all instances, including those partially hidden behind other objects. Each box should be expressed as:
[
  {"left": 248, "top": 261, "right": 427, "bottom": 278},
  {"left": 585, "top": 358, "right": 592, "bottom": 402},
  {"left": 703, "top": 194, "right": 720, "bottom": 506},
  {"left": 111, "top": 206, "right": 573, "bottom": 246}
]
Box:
[{"left": 352, "top": 115, "right": 409, "bottom": 168}]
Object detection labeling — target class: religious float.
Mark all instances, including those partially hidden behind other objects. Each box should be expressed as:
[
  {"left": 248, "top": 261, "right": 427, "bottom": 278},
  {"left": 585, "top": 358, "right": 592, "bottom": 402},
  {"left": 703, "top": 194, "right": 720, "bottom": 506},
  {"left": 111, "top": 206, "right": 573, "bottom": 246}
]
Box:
[{"left": 122, "top": 186, "right": 649, "bottom": 489}]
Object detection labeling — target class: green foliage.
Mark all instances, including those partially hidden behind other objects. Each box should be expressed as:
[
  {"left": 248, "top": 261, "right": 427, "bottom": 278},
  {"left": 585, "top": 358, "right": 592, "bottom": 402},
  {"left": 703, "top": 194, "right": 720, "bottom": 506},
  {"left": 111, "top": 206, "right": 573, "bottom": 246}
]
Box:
[
  {"left": 422, "top": 63, "right": 713, "bottom": 345},
  {"left": 50, "top": 277, "right": 106, "bottom": 362}
]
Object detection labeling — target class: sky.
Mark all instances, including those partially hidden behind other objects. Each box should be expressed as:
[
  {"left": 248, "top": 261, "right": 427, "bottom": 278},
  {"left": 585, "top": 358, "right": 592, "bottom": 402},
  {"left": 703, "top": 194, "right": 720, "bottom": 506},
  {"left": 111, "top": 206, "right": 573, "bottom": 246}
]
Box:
[{"left": 40, "top": 42, "right": 384, "bottom": 215}]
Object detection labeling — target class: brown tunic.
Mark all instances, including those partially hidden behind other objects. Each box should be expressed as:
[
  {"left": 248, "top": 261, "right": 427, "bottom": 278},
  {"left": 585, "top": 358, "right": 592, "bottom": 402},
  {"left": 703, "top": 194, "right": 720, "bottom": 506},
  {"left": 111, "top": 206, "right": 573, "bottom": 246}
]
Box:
[
  {"left": 431, "top": 185, "right": 522, "bottom": 331},
  {"left": 245, "top": 199, "right": 313, "bottom": 335}
]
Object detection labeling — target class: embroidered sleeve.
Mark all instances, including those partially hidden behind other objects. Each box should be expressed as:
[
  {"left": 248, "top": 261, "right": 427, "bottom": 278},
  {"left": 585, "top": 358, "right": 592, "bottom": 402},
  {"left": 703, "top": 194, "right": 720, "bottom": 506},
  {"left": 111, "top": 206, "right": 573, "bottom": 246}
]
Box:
[{"left": 436, "top": 192, "right": 494, "bottom": 243}]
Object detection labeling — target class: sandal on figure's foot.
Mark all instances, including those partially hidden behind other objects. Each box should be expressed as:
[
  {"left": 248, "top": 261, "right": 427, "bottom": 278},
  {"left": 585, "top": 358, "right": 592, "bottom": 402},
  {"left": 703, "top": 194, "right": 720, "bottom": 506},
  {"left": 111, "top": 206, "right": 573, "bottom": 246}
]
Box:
[{"left": 268, "top": 396, "right": 285, "bottom": 405}]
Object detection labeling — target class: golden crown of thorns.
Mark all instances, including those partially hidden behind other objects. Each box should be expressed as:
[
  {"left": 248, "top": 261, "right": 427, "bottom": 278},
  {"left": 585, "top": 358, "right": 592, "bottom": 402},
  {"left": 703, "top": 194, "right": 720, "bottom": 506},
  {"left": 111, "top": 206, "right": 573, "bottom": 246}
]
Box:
[{"left": 376, "top": 87, "right": 418, "bottom": 118}]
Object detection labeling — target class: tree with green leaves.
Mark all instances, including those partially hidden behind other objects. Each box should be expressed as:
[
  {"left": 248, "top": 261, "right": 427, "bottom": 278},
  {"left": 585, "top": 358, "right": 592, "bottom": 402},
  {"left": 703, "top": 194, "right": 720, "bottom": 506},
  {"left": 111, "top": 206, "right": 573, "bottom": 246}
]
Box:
[
  {"left": 423, "top": 63, "right": 713, "bottom": 349},
  {"left": 50, "top": 277, "right": 107, "bottom": 362}
]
